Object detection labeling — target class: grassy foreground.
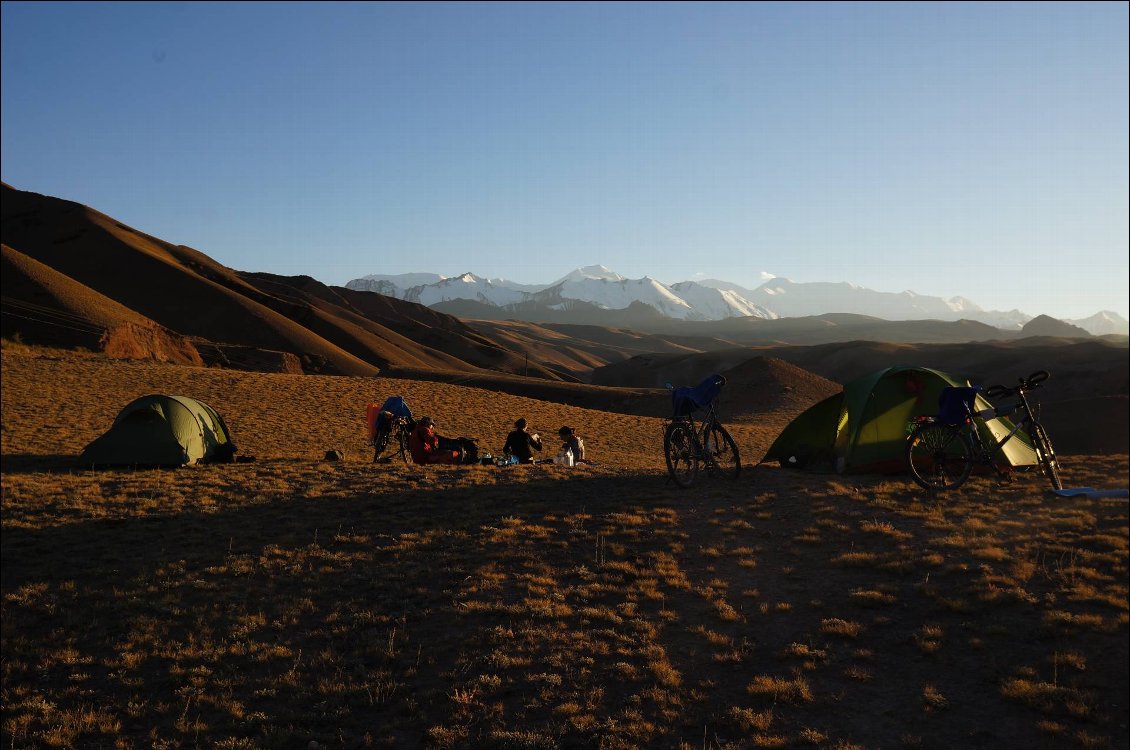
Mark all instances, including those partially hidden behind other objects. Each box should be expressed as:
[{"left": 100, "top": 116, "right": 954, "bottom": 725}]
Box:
[{"left": 2, "top": 349, "right": 1127, "bottom": 749}]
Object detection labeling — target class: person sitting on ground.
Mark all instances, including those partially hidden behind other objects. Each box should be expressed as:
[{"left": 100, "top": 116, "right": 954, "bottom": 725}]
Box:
[
  {"left": 408, "top": 416, "right": 461, "bottom": 465},
  {"left": 557, "top": 426, "right": 588, "bottom": 464},
  {"left": 503, "top": 418, "right": 542, "bottom": 463}
]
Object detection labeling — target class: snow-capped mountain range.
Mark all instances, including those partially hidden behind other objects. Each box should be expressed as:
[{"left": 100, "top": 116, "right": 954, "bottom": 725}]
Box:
[
  {"left": 344, "top": 265, "right": 1127, "bottom": 335},
  {"left": 347, "top": 266, "right": 775, "bottom": 322}
]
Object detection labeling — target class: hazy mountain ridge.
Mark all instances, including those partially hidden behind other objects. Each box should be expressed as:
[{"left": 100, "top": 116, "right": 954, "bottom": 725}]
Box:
[
  {"left": 347, "top": 265, "right": 1125, "bottom": 334},
  {"left": 1066, "top": 310, "right": 1130, "bottom": 336}
]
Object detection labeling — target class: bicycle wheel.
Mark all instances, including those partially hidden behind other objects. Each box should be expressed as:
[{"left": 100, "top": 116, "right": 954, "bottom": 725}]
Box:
[
  {"left": 704, "top": 423, "right": 741, "bottom": 480},
  {"left": 397, "top": 429, "right": 412, "bottom": 464},
  {"left": 664, "top": 421, "right": 698, "bottom": 488},
  {"left": 372, "top": 429, "right": 391, "bottom": 462},
  {"left": 906, "top": 423, "right": 973, "bottom": 492},
  {"left": 1028, "top": 422, "right": 1062, "bottom": 490}
]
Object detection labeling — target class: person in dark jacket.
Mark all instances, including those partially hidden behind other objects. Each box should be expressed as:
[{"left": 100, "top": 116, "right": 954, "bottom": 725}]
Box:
[{"left": 502, "top": 418, "right": 542, "bottom": 463}]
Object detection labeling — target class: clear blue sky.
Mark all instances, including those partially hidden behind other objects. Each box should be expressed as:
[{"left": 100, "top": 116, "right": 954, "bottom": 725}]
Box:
[{"left": 3, "top": 1, "right": 1127, "bottom": 319}]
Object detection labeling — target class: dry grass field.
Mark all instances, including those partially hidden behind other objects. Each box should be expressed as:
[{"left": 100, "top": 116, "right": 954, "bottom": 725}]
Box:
[{"left": 2, "top": 346, "right": 1127, "bottom": 749}]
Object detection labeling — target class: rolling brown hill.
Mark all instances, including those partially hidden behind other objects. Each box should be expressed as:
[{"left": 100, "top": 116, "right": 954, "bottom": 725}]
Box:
[
  {"left": 0, "top": 184, "right": 743, "bottom": 380},
  {"left": 637, "top": 312, "right": 1018, "bottom": 345},
  {"left": 1, "top": 184, "right": 381, "bottom": 375},
  {"left": 3, "top": 184, "right": 631, "bottom": 379},
  {"left": 1, "top": 243, "right": 204, "bottom": 366}
]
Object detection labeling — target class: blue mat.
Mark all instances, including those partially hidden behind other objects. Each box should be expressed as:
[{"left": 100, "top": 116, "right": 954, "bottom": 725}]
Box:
[{"left": 1050, "top": 487, "right": 1129, "bottom": 499}]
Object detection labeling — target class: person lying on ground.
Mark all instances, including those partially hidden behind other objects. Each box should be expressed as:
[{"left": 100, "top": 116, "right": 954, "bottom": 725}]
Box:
[{"left": 408, "top": 416, "right": 461, "bottom": 465}]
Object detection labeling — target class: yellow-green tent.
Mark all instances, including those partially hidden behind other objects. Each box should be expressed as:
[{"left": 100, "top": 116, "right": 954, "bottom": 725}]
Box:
[
  {"left": 79, "top": 395, "right": 235, "bottom": 468},
  {"left": 765, "top": 366, "right": 1037, "bottom": 473}
]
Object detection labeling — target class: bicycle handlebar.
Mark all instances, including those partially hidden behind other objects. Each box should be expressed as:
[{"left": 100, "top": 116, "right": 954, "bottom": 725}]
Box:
[
  {"left": 984, "top": 370, "right": 1050, "bottom": 399},
  {"left": 983, "top": 384, "right": 1009, "bottom": 399},
  {"left": 665, "top": 376, "right": 727, "bottom": 391}
]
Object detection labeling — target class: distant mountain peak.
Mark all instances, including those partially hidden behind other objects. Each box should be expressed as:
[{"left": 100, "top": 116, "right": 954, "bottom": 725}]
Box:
[
  {"left": 553, "top": 265, "right": 626, "bottom": 285},
  {"left": 579, "top": 264, "right": 618, "bottom": 276}
]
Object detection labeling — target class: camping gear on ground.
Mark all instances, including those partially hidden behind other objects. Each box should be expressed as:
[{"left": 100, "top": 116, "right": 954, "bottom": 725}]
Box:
[
  {"left": 371, "top": 416, "right": 414, "bottom": 463},
  {"left": 79, "top": 394, "right": 236, "bottom": 468},
  {"left": 765, "top": 366, "right": 1038, "bottom": 474},
  {"left": 670, "top": 374, "right": 726, "bottom": 417},
  {"left": 1050, "top": 487, "right": 1129, "bottom": 499},
  {"left": 368, "top": 396, "right": 416, "bottom": 463},
  {"left": 367, "top": 396, "right": 413, "bottom": 441},
  {"left": 439, "top": 436, "right": 479, "bottom": 464}
]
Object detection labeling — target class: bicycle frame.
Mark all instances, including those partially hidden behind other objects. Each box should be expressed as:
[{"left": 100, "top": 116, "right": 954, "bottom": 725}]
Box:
[
  {"left": 963, "top": 391, "right": 1041, "bottom": 472},
  {"left": 667, "top": 404, "right": 719, "bottom": 457},
  {"left": 662, "top": 376, "right": 741, "bottom": 487}
]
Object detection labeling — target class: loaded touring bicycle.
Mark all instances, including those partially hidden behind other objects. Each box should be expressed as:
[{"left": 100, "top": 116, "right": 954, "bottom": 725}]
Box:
[{"left": 663, "top": 374, "right": 741, "bottom": 488}]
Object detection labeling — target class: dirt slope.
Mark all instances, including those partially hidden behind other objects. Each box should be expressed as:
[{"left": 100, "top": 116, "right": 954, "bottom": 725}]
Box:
[{"left": 1, "top": 244, "right": 203, "bottom": 365}]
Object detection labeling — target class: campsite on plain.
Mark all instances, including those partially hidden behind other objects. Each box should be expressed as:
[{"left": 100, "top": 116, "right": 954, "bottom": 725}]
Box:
[{"left": 2, "top": 340, "right": 1128, "bottom": 748}]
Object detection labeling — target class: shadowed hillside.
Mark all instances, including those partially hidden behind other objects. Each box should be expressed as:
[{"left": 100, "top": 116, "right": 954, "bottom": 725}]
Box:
[
  {"left": 1, "top": 243, "right": 204, "bottom": 365},
  {"left": 593, "top": 339, "right": 1130, "bottom": 455}
]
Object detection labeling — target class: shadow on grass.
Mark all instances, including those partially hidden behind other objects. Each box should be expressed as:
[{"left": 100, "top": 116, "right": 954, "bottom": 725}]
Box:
[
  {"left": 2, "top": 460, "right": 1127, "bottom": 749},
  {"left": 1, "top": 453, "right": 262, "bottom": 475},
  {"left": 0, "top": 466, "right": 710, "bottom": 587},
  {"left": 0, "top": 453, "right": 84, "bottom": 474}
]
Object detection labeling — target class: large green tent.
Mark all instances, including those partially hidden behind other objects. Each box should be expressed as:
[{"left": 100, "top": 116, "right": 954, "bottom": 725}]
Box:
[
  {"left": 79, "top": 395, "right": 236, "bottom": 468},
  {"left": 764, "top": 366, "right": 1037, "bottom": 473}
]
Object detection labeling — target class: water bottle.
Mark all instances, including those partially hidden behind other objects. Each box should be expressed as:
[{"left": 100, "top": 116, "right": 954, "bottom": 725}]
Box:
[{"left": 564, "top": 447, "right": 574, "bottom": 467}]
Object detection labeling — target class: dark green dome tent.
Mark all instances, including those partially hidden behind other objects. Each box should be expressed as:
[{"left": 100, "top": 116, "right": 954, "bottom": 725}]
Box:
[
  {"left": 764, "top": 366, "right": 1037, "bottom": 474},
  {"left": 80, "top": 395, "right": 236, "bottom": 468}
]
